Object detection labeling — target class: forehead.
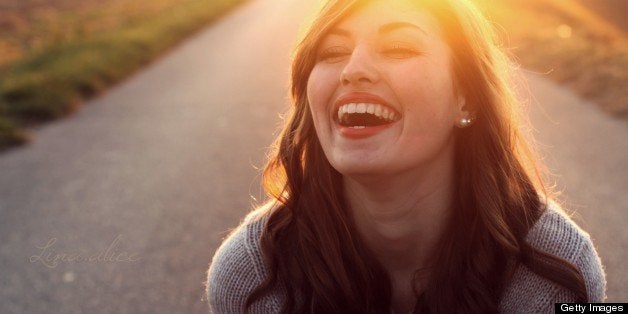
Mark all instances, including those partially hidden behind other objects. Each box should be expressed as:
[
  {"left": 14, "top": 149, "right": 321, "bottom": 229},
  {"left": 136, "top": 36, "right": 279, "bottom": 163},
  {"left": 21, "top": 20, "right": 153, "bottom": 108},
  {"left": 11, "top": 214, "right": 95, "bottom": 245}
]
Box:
[{"left": 330, "top": 0, "right": 442, "bottom": 38}]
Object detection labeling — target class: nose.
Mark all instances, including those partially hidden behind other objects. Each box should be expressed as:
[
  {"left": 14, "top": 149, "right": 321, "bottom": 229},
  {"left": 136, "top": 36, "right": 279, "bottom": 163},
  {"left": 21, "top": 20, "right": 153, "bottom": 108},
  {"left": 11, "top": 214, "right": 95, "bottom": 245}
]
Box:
[{"left": 340, "top": 45, "right": 380, "bottom": 86}]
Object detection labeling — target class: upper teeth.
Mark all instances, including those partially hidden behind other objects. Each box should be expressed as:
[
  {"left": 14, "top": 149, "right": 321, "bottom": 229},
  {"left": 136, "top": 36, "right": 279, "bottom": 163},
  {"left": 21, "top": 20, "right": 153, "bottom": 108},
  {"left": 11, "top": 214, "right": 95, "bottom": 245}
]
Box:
[{"left": 337, "top": 103, "right": 397, "bottom": 121}]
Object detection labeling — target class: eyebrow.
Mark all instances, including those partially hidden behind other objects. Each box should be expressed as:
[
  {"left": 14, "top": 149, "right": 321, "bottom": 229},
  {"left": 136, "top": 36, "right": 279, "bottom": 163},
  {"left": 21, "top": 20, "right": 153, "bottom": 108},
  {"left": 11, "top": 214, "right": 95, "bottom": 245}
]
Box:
[
  {"left": 326, "top": 21, "right": 427, "bottom": 38},
  {"left": 378, "top": 22, "right": 427, "bottom": 35},
  {"left": 326, "top": 28, "right": 351, "bottom": 38}
]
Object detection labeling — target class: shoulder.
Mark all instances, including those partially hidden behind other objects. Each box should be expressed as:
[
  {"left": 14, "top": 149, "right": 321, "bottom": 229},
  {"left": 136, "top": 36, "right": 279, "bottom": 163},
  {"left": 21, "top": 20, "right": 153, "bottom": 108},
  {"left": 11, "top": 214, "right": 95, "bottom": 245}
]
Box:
[
  {"left": 500, "top": 201, "right": 607, "bottom": 312},
  {"left": 527, "top": 200, "right": 606, "bottom": 302},
  {"left": 206, "top": 204, "right": 282, "bottom": 313}
]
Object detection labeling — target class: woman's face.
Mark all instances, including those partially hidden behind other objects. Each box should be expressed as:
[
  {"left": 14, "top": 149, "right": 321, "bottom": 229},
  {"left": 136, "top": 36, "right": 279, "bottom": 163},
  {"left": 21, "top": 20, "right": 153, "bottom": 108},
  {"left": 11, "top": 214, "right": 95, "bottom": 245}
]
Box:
[{"left": 307, "top": 0, "right": 467, "bottom": 178}]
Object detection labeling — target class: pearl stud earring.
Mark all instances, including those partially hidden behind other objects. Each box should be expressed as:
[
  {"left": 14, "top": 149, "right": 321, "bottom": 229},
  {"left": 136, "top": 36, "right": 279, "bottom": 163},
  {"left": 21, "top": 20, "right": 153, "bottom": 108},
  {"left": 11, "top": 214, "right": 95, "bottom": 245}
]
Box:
[{"left": 458, "top": 117, "right": 473, "bottom": 128}]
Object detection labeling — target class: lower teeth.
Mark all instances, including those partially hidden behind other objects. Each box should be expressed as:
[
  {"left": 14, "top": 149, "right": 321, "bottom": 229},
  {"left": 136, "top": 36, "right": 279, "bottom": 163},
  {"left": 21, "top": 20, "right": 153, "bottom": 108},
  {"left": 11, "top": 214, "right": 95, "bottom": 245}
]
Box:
[{"left": 351, "top": 126, "right": 366, "bottom": 129}]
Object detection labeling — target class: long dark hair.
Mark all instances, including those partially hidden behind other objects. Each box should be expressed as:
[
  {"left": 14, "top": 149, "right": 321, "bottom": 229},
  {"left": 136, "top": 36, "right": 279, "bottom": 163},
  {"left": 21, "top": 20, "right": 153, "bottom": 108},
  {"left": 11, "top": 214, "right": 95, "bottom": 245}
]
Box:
[{"left": 245, "top": 0, "right": 587, "bottom": 312}]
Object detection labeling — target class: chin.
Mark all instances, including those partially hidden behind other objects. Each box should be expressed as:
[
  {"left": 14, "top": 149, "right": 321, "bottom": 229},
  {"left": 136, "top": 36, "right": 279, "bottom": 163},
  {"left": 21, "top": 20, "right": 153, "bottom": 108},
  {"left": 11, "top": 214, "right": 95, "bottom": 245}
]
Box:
[{"left": 330, "top": 159, "right": 391, "bottom": 178}]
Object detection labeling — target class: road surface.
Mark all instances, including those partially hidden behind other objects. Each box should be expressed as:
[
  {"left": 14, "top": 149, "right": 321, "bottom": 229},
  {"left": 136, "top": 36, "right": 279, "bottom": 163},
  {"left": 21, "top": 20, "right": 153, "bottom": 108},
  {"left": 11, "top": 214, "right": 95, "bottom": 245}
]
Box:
[{"left": 0, "top": 0, "right": 625, "bottom": 312}]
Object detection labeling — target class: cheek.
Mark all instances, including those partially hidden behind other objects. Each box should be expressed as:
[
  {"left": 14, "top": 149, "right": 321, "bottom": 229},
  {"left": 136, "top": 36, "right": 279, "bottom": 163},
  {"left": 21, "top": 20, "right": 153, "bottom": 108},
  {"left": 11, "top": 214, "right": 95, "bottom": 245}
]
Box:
[
  {"left": 394, "top": 65, "right": 459, "bottom": 122},
  {"left": 307, "top": 66, "right": 338, "bottom": 114}
]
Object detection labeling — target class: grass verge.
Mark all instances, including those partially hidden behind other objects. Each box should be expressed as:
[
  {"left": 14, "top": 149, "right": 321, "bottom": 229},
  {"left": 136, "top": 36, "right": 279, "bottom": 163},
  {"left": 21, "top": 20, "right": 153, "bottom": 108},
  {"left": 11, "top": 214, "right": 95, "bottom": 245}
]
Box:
[{"left": 0, "top": 0, "right": 247, "bottom": 151}]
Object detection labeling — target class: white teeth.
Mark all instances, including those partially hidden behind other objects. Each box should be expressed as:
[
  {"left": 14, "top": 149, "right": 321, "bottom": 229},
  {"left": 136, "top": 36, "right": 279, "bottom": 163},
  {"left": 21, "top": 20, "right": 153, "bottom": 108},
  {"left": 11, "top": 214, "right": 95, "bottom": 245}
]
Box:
[
  {"left": 374, "top": 105, "right": 382, "bottom": 117},
  {"left": 337, "top": 103, "right": 398, "bottom": 123},
  {"left": 347, "top": 103, "right": 357, "bottom": 114},
  {"left": 356, "top": 103, "right": 367, "bottom": 113}
]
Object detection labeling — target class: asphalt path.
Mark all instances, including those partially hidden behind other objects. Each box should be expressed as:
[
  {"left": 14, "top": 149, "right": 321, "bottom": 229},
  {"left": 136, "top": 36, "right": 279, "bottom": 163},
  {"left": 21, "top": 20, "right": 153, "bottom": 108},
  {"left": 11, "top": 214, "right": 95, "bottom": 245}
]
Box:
[{"left": 0, "top": 0, "right": 625, "bottom": 312}]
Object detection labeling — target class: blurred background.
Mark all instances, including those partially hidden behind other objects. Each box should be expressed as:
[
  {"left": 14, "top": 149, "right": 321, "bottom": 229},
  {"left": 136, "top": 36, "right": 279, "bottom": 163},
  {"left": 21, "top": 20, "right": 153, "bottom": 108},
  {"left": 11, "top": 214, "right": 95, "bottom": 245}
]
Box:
[{"left": 0, "top": 0, "right": 626, "bottom": 312}]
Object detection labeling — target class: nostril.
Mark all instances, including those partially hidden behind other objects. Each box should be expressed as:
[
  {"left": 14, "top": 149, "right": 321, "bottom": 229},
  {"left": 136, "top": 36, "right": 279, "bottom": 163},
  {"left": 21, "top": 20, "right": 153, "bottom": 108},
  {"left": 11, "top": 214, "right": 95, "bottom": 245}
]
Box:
[{"left": 340, "top": 71, "right": 374, "bottom": 85}]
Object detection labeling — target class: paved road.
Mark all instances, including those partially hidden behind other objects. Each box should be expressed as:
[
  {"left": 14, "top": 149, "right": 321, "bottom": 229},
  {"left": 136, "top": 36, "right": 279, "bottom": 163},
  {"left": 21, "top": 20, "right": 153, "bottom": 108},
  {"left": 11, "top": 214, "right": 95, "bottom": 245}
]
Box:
[
  {"left": 0, "top": 0, "right": 314, "bottom": 312},
  {"left": 0, "top": 0, "right": 625, "bottom": 312}
]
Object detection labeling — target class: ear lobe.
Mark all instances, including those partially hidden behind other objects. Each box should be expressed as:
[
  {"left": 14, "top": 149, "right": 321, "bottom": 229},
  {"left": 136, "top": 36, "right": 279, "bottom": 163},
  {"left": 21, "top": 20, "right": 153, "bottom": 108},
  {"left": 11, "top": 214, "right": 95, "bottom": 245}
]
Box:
[{"left": 455, "top": 95, "right": 475, "bottom": 128}]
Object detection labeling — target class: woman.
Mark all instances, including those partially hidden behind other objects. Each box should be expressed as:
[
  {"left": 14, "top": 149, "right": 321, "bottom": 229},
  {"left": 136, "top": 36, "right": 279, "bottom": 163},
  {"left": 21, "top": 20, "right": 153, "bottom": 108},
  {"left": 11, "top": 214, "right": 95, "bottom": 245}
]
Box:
[{"left": 207, "top": 0, "right": 606, "bottom": 312}]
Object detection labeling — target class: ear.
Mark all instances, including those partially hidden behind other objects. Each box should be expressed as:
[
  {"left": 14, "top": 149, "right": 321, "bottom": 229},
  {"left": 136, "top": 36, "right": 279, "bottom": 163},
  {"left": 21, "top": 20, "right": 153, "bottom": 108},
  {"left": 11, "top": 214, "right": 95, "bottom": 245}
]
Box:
[{"left": 454, "top": 94, "right": 474, "bottom": 128}]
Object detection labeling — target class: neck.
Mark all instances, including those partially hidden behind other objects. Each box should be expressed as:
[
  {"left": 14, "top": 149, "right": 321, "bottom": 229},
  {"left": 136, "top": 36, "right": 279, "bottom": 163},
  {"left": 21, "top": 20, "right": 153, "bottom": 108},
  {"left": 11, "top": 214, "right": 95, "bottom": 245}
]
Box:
[{"left": 345, "top": 156, "right": 455, "bottom": 272}]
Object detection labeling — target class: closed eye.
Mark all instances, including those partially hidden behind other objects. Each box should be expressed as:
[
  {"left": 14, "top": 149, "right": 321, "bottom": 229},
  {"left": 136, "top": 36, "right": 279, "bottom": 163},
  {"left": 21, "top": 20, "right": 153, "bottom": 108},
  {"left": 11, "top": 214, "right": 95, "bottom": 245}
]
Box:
[
  {"left": 381, "top": 43, "right": 421, "bottom": 59},
  {"left": 317, "top": 46, "right": 351, "bottom": 63}
]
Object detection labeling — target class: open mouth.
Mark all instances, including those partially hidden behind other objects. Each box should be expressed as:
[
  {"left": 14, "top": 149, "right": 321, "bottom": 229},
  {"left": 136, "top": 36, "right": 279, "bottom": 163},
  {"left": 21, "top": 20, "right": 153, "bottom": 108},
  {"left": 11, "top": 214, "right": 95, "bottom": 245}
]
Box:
[{"left": 337, "top": 103, "right": 400, "bottom": 128}]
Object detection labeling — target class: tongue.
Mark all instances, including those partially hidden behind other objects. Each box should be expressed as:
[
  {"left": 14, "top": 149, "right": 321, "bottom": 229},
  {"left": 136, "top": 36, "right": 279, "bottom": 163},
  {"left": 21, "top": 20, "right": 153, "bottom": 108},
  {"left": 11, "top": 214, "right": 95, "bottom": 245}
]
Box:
[{"left": 341, "top": 113, "right": 389, "bottom": 127}]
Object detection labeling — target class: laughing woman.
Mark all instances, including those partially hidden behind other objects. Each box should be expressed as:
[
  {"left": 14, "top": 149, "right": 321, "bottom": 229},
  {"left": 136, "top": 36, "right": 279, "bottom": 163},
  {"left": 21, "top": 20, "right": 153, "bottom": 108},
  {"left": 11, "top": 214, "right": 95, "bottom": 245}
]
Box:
[{"left": 206, "top": 0, "right": 606, "bottom": 313}]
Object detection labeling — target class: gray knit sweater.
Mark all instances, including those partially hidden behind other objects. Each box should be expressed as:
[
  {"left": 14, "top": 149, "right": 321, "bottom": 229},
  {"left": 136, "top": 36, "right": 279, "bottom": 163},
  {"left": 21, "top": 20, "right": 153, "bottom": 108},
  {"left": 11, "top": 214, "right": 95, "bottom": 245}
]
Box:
[{"left": 206, "top": 203, "right": 606, "bottom": 313}]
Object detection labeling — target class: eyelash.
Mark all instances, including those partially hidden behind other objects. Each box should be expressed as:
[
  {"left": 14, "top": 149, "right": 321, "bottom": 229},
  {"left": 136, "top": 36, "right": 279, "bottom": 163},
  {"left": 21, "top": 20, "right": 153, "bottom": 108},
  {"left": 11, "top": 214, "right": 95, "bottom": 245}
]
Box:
[
  {"left": 317, "top": 46, "right": 350, "bottom": 62},
  {"left": 316, "top": 43, "right": 420, "bottom": 62},
  {"left": 381, "top": 44, "right": 420, "bottom": 58}
]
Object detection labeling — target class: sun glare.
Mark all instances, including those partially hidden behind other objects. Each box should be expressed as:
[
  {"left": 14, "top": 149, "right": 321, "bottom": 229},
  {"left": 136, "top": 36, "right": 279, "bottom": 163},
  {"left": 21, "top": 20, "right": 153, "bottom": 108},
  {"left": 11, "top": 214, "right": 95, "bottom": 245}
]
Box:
[{"left": 556, "top": 24, "right": 573, "bottom": 39}]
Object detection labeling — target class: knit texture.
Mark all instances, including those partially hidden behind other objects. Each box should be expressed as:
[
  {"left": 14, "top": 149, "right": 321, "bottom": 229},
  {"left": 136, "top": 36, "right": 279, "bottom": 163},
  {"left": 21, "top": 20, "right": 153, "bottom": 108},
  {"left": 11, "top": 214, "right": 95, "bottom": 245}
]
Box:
[{"left": 206, "top": 203, "right": 606, "bottom": 313}]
